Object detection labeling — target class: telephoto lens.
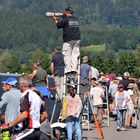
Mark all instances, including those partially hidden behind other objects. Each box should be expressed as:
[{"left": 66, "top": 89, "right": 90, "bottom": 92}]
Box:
[{"left": 46, "top": 12, "right": 63, "bottom": 17}]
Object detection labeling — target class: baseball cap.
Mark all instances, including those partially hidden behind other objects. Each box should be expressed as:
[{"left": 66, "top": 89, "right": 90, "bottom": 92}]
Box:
[
  {"left": 65, "top": 7, "right": 74, "bottom": 13},
  {"left": 2, "top": 77, "right": 17, "bottom": 86},
  {"left": 127, "top": 83, "right": 134, "bottom": 89}
]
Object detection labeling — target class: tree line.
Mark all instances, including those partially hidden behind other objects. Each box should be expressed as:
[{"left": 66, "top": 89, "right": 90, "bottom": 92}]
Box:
[{"left": 0, "top": 46, "right": 140, "bottom": 77}]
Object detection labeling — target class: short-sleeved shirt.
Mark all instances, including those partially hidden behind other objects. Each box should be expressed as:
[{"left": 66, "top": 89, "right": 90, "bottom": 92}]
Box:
[
  {"left": 127, "top": 89, "right": 134, "bottom": 105},
  {"left": 80, "top": 63, "right": 91, "bottom": 81},
  {"left": 90, "top": 86, "right": 104, "bottom": 106},
  {"left": 115, "top": 91, "right": 129, "bottom": 110},
  {"left": 51, "top": 52, "right": 65, "bottom": 76},
  {"left": 20, "top": 89, "right": 45, "bottom": 129},
  {"left": 56, "top": 16, "right": 80, "bottom": 42},
  {"left": 0, "top": 88, "right": 21, "bottom": 124}
]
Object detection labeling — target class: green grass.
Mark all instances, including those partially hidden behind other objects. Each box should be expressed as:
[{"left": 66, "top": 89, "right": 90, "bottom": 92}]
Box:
[{"left": 81, "top": 44, "right": 105, "bottom": 55}]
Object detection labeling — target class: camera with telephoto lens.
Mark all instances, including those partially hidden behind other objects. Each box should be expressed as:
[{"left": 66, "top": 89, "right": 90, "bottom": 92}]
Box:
[{"left": 45, "top": 12, "right": 63, "bottom": 17}]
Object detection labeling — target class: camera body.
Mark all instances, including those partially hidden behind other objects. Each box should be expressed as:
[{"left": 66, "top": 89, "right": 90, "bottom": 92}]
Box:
[{"left": 46, "top": 12, "right": 63, "bottom": 17}]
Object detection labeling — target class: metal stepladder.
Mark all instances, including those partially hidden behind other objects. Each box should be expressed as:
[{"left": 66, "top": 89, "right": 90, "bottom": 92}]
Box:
[
  {"left": 63, "top": 57, "right": 81, "bottom": 95},
  {"left": 81, "top": 81, "right": 110, "bottom": 131},
  {"left": 50, "top": 57, "right": 81, "bottom": 125},
  {"left": 102, "top": 86, "right": 110, "bottom": 127}
]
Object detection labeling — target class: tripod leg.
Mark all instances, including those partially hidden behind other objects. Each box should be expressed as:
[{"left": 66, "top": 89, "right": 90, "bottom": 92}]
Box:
[
  {"left": 93, "top": 114, "right": 104, "bottom": 139},
  {"left": 88, "top": 96, "right": 104, "bottom": 139}
]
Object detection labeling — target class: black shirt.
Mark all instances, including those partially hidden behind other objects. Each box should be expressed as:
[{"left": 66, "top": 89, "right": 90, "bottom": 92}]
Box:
[
  {"left": 56, "top": 16, "right": 80, "bottom": 42},
  {"left": 51, "top": 52, "right": 65, "bottom": 76},
  {"left": 119, "top": 79, "right": 130, "bottom": 90}
]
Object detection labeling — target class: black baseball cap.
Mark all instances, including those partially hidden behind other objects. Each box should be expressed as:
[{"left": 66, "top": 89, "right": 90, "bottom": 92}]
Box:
[{"left": 65, "top": 7, "right": 74, "bottom": 13}]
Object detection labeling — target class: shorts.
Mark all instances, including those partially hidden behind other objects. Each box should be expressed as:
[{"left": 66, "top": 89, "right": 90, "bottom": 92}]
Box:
[{"left": 127, "top": 104, "right": 134, "bottom": 116}]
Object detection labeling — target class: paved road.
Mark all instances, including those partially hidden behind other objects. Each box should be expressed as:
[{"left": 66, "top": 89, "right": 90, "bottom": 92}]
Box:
[{"left": 83, "top": 118, "right": 140, "bottom": 140}]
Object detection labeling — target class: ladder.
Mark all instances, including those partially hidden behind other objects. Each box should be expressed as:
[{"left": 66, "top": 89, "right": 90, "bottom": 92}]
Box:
[
  {"left": 102, "top": 86, "right": 110, "bottom": 127},
  {"left": 82, "top": 84, "right": 110, "bottom": 130},
  {"left": 63, "top": 57, "right": 81, "bottom": 95}
]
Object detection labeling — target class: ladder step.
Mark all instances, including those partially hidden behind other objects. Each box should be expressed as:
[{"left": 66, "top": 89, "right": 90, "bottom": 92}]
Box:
[{"left": 64, "top": 83, "right": 80, "bottom": 86}]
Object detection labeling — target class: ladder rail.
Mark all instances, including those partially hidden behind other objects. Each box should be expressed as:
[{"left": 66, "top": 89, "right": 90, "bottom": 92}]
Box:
[{"left": 63, "top": 56, "right": 81, "bottom": 96}]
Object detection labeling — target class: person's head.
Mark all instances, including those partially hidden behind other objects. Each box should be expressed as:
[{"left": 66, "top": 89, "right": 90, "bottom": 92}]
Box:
[
  {"left": 19, "top": 74, "right": 33, "bottom": 92},
  {"left": 109, "top": 73, "right": 116, "bottom": 81},
  {"left": 118, "top": 84, "right": 124, "bottom": 92},
  {"left": 64, "top": 7, "right": 74, "bottom": 17},
  {"left": 127, "top": 83, "right": 135, "bottom": 90},
  {"left": 123, "top": 71, "right": 130, "bottom": 79},
  {"left": 99, "top": 72, "right": 104, "bottom": 77},
  {"left": 98, "top": 77, "right": 108, "bottom": 86},
  {"left": 2, "top": 77, "right": 17, "bottom": 91},
  {"left": 91, "top": 80, "right": 99, "bottom": 87},
  {"left": 34, "top": 61, "right": 41, "bottom": 68},
  {"left": 54, "top": 47, "right": 60, "bottom": 53},
  {"left": 67, "top": 84, "right": 75, "bottom": 97},
  {"left": 82, "top": 56, "right": 89, "bottom": 63}
]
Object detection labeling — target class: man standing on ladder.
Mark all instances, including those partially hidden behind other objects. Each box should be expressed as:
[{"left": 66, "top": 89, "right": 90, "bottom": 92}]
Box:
[{"left": 52, "top": 6, "right": 81, "bottom": 75}]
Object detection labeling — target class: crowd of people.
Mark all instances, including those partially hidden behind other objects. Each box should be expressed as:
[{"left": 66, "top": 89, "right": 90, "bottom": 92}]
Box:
[{"left": 0, "top": 6, "right": 140, "bottom": 140}]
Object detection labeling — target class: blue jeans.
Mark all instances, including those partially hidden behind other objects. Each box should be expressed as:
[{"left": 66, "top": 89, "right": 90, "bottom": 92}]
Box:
[
  {"left": 116, "top": 109, "right": 127, "bottom": 127},
  {"left": 66, "top": 117, "right": 82, "bottom": 140}
]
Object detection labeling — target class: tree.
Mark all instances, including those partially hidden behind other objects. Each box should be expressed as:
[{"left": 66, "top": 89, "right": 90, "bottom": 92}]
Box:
[
  {"left": 22, "top": 48, "right": 51, "bottom": 74},
  {"left": 0, "top": 50, "right": 21, "bottom": 73},
  {"left": 117, "top": 50, "right": 136, "bottom": 76}
]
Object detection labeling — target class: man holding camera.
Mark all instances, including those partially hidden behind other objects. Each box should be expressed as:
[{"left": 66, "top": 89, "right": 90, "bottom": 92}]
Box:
[{"left": 52, "top": 7, "right": 81, "bottom": 75}]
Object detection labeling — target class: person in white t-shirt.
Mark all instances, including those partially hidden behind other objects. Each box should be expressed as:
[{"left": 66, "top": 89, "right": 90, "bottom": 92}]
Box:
[
  {"left": 126, "top": 83, "right": 137, "bottom": 128},
  {"left": 90, "top": 79, "right": 105, "bottom": 123}
]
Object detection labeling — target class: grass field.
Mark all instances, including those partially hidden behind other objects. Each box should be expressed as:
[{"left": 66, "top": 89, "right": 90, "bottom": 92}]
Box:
[{"left": 81, "top": 44, "right": 105, "bottom": 55}]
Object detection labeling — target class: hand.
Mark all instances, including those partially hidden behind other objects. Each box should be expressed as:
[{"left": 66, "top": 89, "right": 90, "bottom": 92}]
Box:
[
  {"left": 52, "top": 16, "right": 59, "bottom": 24},
  {"left": 1, "top": 123, "right": 9, "bottom": 130}
]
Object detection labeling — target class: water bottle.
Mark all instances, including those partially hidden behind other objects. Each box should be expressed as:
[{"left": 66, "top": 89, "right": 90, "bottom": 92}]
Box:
[{"left": 2, "top": 131, "right": 11, "bottom": 140}]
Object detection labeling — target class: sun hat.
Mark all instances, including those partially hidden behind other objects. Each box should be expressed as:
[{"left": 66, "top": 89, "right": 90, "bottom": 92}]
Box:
[
  {"left": 92, "top": 80, "right": 99, "bottom": 87},
  {"left": 98, "top": 77, "right": 108, "bottom": 83},
  {"left": 124, "top": 72, "right": 130, "bottom": 78},
  {"left": 127, "top": 83, "right": 135, "bottom": 89},
  {"left": 2, "top": 77, "right": 17, "bottom": 86}
]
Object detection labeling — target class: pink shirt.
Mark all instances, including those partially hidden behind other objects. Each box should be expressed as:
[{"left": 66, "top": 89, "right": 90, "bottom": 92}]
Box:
[{"left": 62, "top": 94, "right": 82, "bottom": 120}]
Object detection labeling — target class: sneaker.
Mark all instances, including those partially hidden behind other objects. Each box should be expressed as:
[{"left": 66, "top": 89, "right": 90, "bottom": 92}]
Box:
[
  {"left": 121, "top": 127, "right": 125, "bottom": 131},
  {"left": 82, "top": 120, "right": 89, "bottom": 126},
  {"left": 116, "top": 126, "right": 120, "bottom": 131}
]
